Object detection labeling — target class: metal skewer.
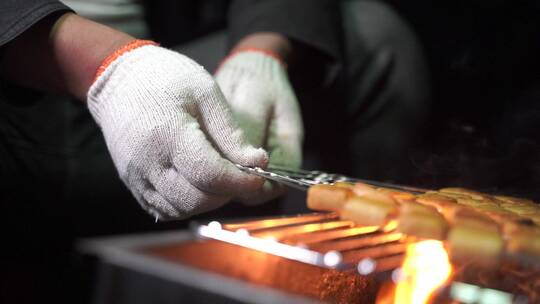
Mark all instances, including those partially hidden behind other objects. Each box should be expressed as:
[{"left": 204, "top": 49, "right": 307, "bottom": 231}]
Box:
[
  {"left": 235, "top": 164, "right": 312, "bottom": 190},
  {"left": 235, "top": 164, "right": 429, "bottom": 194}
]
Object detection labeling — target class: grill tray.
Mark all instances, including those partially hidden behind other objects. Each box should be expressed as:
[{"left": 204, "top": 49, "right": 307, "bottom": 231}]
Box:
[{"left": 81, "top": 213, "right": 540, "bottom": 304}]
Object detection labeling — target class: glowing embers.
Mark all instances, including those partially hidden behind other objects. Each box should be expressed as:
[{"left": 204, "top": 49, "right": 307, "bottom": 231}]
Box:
[
  {"left": 392, "top": 240, "right": 452, "bottom": 304},
  {"left": 222, "top": 212, "right": 339, "bottom": 231}
]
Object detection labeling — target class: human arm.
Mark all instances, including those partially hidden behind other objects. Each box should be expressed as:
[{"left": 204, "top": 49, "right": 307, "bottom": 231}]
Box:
[
  {"left": 0, "top": 3, "right": 267, "bottom": 220},
  {"left": 1, "top": 12, "right": 132, "bottom": 101}
]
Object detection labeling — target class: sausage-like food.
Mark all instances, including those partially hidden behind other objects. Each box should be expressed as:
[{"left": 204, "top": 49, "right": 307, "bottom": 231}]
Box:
[
  {"left": 307, "top": 184, "right": 351, "bottom": 211},
  {"left": 396, "top": 202, "right": 448, "bottom": 240},
  {"left": 455, "top": 197, "right": 500, "bottom": 211},
  {"left": 484, "top": 210, "right": 521, "bottom": 227},
  {"left": 352, "top": 183, "right": 396, "bottom": 205},
  {"left": 448, "top": 223, "right": 504, "bottom": 262},
  {"left": 341, "top": 196, "right": 398, "bottom": 227},
  {"left": 397, "top": 214, "right": 447, "bottom": 240},
  {"left": 448, "top": 208, "right": 499, "bottom": 232},
  {"left": 506, "top": 227, "right": 540, "bottom": 257},
  {"left": 495, "top": 195, "right": 536, "bottom": 206},
  {"left": 334, "top": 182, "right": 355, "bottom": 189},
  {"left": 415, "top": 193, "right": 457, "bottom": 213},
  {"left": 439, "top": 187, "right": 486, "bottom": 200},
  {"left": 400, "top": 201, "right": 438, "bottom": 215},
  {"left": 306, "top": 183, "right": 540, "bottom": 261},
  {"left": 351, "top": 183, "right": 376, "bottom": 195},
  {"left": 376, "top": 187, "right": 416, "bottom": 203}
]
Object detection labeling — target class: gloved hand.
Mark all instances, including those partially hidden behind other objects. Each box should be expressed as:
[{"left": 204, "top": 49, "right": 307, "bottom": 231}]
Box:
[
  {"left": 87, "top": 41, "right": 268, "bottom": 220},
  {"left": 215, "top": 49, "right": 304, "bottom": 203}
]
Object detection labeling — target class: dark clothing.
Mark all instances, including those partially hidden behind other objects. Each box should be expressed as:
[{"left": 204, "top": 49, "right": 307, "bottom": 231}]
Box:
[
  {"left": 143, "top": 0, "right": 229, "bottom": 47},
  {"left": 228, "top": 0, "right": 341, "bottom": 61},
  {"left": 228, "top": 0, "right": 343, "bottom": 90},
  {"left": 0, "top": 0, "right": 70, "bottom": 46}
]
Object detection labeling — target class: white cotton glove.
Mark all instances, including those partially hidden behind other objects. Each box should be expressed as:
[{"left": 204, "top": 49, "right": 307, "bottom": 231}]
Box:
[
  {"left": 87, "top": 43, "right": 268, "bottom": 220},
  {"left": 215, "top": 50, "right": 304, "bottom": 204}
]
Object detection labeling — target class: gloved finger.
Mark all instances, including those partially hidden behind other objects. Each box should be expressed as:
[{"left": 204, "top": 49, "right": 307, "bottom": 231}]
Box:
[
  {"left": 267, "top": 125, "right": 303, "bottom": 169},
  {"left": 215, "top": 76, "right": 274, "bottom": 148},
  {"left": 149, "top": 166, "right": 229, "bottom": 216},
  {"left": 267, "top": 139, "right": 302, "bottom": 168},
  {"left": 267, "top": 95, "right": 304, "bottom": 168},
  {"left": 141, "top": 189, "right": 183, "bottom": 220},
  {"left": 170, "top": 116, "right": 266, "bottom": 197},
  {"left": 194, "top": 81, "right": 269, "bottom": 168},
  {"left": 236, "top": 180, "right": 286, "bottom": 206}
]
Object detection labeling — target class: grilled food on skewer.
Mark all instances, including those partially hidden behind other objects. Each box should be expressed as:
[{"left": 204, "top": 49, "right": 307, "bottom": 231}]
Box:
[{"left": 306, "top": 182, "right": 540, "bottom": 262}]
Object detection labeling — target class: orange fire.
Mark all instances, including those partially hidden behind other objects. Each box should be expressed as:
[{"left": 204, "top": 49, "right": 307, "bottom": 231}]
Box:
[{"left": 393, "top": 240, "right": 452, "bottom": 304}]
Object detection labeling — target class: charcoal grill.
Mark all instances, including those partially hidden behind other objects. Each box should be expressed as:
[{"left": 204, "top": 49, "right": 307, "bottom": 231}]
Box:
[{"left": 81, "top": 211, "right": 540, "bottom": 304}]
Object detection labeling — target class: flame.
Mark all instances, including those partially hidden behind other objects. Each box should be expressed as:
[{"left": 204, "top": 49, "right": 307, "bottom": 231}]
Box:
[
  {"left": 382, "top": 220, "right": 399, "bottom": 232},
  {"left": 393, "top": 240, "right": 452, "bottom": 304}
]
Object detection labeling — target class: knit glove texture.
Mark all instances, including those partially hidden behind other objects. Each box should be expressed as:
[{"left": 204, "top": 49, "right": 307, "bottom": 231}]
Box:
[
  {"left": 215, "top": 51, "right": 304, "bottom": 203},
  {"left": 88, "top": 45, "right": 267, "bottom": 220}
]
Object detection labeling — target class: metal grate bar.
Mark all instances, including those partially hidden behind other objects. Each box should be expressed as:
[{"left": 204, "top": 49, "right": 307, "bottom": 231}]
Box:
[
  {"left": 251, "top": 220, "right": 355, "bottom": 240},
  {"left": 222, "top": 212, "right": 338, "bottom": 231},
  {"left": 280, "top": 225, "right": 380, "bottom": 245},
  {"left": 341, "top": 242, "right": 408, "bottom": 263},
  {"left": 309, "top": 232, "right": 404, "bottom": 253},
  {"left": 196, "top": 214, "right": 410, "bottom": 276}
]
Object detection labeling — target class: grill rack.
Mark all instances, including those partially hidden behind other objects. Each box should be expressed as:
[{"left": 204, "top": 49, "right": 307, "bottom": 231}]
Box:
[
  {"left": 194, "top": 212, "right": 540, "bottom": 304},
  {"left": 195, "top": 212, "right": 412, "bottom": 280}
]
